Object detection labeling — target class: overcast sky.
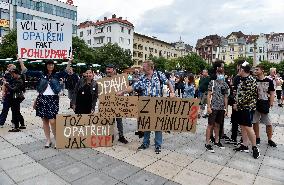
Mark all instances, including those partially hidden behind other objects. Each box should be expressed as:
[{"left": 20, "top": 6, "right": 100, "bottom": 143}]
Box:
[{"left": 74, "top": 0, "right": 284, "bottom": 46}]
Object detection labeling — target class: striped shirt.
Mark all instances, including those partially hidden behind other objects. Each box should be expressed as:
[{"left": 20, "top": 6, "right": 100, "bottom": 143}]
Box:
[{"left": 132, "top": 71, "right": 168, "bottom": 97}]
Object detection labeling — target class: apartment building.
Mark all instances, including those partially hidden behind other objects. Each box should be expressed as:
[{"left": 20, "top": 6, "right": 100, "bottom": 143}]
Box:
[
  {"left": 78, "top": 14, "right": 134, "bottom": 54},
  {"left": 0, "top": 0, "right": 77, "bottom": 40},
  {"left": 267, "top": 33, "right": 284, "bottom": 63},
  {"left": 196, "top": 34, "right": 221, "bottom": 64},
  {"left": 245, "top": 33, "right": 268, "bottom": 64},
  {"left": 133, "top": 32, "right": 182, "bottom": 66}
]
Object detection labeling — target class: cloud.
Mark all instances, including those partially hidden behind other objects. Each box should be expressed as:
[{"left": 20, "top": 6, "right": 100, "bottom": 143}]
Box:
[
  {"left": 135, "top": 0, "right": 284, "bottom": 45},
  {"left": 76, "top": 0, "right": 284, "bottom": 46}
]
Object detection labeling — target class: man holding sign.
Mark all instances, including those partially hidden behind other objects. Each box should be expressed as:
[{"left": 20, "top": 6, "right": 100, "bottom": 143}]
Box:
[{"left": 117, "top": 60, "right": 175, "bottom": 154}]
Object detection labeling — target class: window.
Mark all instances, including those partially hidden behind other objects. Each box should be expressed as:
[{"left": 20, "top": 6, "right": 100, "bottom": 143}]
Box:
[
  {"left": 145, "top": 47, "right": 147, "bottom": 51},
  {"left": 223, "top": 56, "right": 225, "bottom": 60},
  {"left": 119, "top": 37, "right": 124, "bottom": 43},
  {"left": 107, "top": 37, "right": 111, "bottom": 43},
  {"left": 107, "top": 26, "right": 111, "bottom": 32},
  {"left": 80, "top": 31, "right": 83, "bottom": 37},
  {"left": 121, "top": 26, "right": 124, "bottom": 33},
  {"left": 87, "top": 39, "right": 91, "bottom": 45},
  {"left": 128, "top": 39, "right": 131, "bottom": 45},
  {"left": 97, "top": 27, "right": 104, "bottom": 33},
  {"left": 249, "top": 47, "right": 253, "bottom": 52},
  {"left": 128, "top": 29, "right": 131, "bottom": 35},
  {"left": 97, "top": 37, "right": 103, "bottom": 44},
  {"left": 87, "top": 29, "right": 91, "bottom": 35},
  {"left": 259, "top": 47, "right": 263, "bottom": 53},
  {"left": 230, "top": 47, "right": 234, "bottom": 52},
  {"left": 155, "top": 49, "right": 157, "bottom": 53}
]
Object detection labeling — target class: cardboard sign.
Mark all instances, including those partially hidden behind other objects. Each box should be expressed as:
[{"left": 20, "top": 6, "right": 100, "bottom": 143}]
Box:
[
  {"left": 138, "top": 97, "right": 200, "bottom": 132},
  {"left": 0, "top": 19, "right": 9, "bottom": 28},
  {"left": 17, "top": 20, "right": 72, "bottom": 59},
  {"left": 99, "top": 95, "right": 138, "bottom": 118},
  {"left": 56, "top": 114, "right": 114, "bottom": 149},
  {"left": 97, "top": 74, "right": 128, "bottom": 95}
]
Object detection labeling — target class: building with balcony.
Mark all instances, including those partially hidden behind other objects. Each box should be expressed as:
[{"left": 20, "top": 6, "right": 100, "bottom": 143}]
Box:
[
  {"left": 133, "top": 32, "right": 182, "bottom": 66},
  {"left": 0, "top": 0, "right": 77, "bottom": 40},
  {"left": 78, "top": 14, "right": 134, "bottom": 54},
  {"left": 245, "top": 33, "right": 268, "bottom": 64},
  {"left": 196, "top": 34, "right": 221, "bottom": 64},
  {"left": 219, "top": 31, "right": 246, "bottom": 64},
  {"left": 267, "top": 33, "right": 284, "bottom": 63}
]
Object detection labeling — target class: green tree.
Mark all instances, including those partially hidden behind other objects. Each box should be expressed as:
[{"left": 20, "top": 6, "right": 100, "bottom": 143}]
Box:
[
  {"left": 72, "top": 36, "right": 96, "bottom": 65},
  {"left": 93, "top": 43, "right": 133, "bottom": 69},
  {"left": 179, "top": 53, "right": 209, "bottom": 74},
  {"left": 165, "top": 58, "right": 179, "bottom": 72},
  {"left": 149, "top": 56, "right": 168, "bottom": 71},
  {"left": 0, "top": 29, "right": 17, "bottom": 59}
]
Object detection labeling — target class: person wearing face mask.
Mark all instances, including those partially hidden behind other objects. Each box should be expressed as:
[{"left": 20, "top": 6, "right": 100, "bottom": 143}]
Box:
[
  {"left": 72, "top": 69, "right": 98, "bottom": 114},
  {"left": 205, "top": 60, "right": 229, "bottom": 153}
]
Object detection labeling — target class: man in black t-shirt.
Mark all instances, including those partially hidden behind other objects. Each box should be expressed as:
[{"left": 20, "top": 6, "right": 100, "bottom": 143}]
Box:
[{"left": 252, "top": 65, "right": 277, "bottom": 147}]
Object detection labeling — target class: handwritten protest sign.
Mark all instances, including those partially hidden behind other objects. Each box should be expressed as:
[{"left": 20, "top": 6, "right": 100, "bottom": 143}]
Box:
[
  {"left": 138, "top": 97, "right": 200, "bottom": 133},
  {"left": 99, "top": 95, "right": 138, "bottom": 118},
  {"left": 56, "top": 114, "right": 114, "bottom": 149},
  {"left": 17, "top": 20, "right": 72, "bottom": 59},
  {"left": 97, "top": 74, "right": 128, "bottom": 96}
]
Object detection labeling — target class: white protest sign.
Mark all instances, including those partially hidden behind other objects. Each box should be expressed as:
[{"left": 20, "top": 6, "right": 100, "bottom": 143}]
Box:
[{"left": 17, "top": 20, "right": 72, "bottom": 59}]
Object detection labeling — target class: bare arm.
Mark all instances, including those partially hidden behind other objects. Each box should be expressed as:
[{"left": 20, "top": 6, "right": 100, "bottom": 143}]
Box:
[{"left": 270, "top": 91, "right": 275, "bottom": 107}]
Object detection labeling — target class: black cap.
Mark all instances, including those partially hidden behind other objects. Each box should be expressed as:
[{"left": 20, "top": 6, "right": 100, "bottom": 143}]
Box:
[
  {"left": 106, "top": 64, "right": 115, "bottom": 68},
  {"left": 10, "top": 68, "right": 20, "bottom": 75}
]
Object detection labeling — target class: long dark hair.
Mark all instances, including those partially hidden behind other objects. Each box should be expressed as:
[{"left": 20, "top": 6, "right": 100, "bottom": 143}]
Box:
[{"left": 43, "top": 60, "right": 56, "bottom": 76}]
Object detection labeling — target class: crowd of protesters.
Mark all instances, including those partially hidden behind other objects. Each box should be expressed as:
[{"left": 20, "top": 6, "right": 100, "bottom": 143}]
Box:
[{"left": 0, "top": 57, "right": 282, "bottom": 158}]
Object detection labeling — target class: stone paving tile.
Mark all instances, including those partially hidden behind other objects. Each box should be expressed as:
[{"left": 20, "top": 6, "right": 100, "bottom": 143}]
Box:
[
  {"left": 262, "top": 156, "right": 284, "bottom": 170},
  {"left": 216, "top": 167, "right": 255, "bottom": 185},
  {"left": 54, "top": 162, "right": 94, "bottom": 183},
  {"left": 81, "top": 153, "right": 121, "bottom": 170},
  {"left": 26, "top": 148, "right": 61, "bottom": 161},
  {"left": 144, "top": 160, "right": 183, "bottom": 179},
  {"left": 71, "top": 171, "right": 119, "bottom": 185},
  {"left": 137, "top": 148, "right": 171, "bottom": 159},
  {"left": 175, "top": 145, "right": 205, "bottom": 158},
  {"left": 0, "top": 141, "right": 13, "bottom": 150},
  {"left": 253, "top": 176, "right": 284, "bottom": 185},
  {"left": 5, "top": 162, "right": 49, "bottom": 183},
  {"left": 161, "top": 151, "right": 195, "bottom": 167},
  {"left": 187, "top": 159, "right": 223, "bottom": 177},
  {"left": 8, "top": 136, "right": 37, "bottom": 146},
  {"left": 164, "top": 181, "right": 182, "bottom": 185},
  {"left": 200, "top": 152, "right": 232, "bottom": 166},
  {"left": 265, "top": 149, "right": 284, "bottom": 160},
  {"left": 0, "top": 154, "right": 35, "bottom": 170},
  {"left": 0, "top": 147, "right": 23, "bottom": 160},
  {"left": 0, "top": 171, "right": 15, "bottom": 185},
  {"left": 232, "top": 152, "right": 264, "bottom": 164},
  {"left": 225, "top": 158, "right": 261, "bottom": 175},
  {"left": 210, "top": 178, "right": 237, "bottom": 185},
  {"left": 38, "top": 154, "right": 76, "bottom": 171},
  {"left": 123, "top": 170, "right": 168, "bottom": 185},
  {"left": 122, "top": 152, "right": 159, "bottom": 168},
  {"left": 65, "top": 148, "right": 99, "bottom": 161},
  {"left": 173, "top": 168, "right": 213, "bottom": 185},
  {"left": 258, "top": 165, "right": 284, "bottom": 182},
  {"left": 18, "top": 172, "right": 69, "bottom": 185},
  {"left": 101, "top": 161, "right": 141, "bottom": 181},
  {"left": 101, "top": 145, "right": 137, "bottom": 160},
  {"left": 16, "top": 140, "right": 45, "bottom": 153}
]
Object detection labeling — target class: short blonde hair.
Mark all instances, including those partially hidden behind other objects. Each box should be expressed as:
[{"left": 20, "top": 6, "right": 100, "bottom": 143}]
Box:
[{"left": 143, "top": 60, "right": 154, "bottom": 69}]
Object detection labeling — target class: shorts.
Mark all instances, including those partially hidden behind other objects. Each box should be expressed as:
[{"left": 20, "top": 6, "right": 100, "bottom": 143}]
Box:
[
  {"left": 208, "top": 110, "right": 225, "bottom": 125},
  {"left": 238, "top": 110, "right": 254, "bottom": 127},
  {"left": 252, "top": 110, "right": 272, "bottom": 125},
  {"left": 276, "top": 90, "right": 282, "bottom": 99}
]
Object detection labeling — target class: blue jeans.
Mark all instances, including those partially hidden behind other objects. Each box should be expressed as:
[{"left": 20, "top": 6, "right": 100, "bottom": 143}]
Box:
[
  {"left": 0, "top": 97, "right": 11, "bottom": 125},
  {"left": 143, "top": 131, "right": 162, "bottom": 148}
]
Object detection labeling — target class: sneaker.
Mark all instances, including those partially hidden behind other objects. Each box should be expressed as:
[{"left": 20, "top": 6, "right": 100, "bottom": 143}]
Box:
[
  {"left": 205, "top": 144, "right": 215, "bottom": 153},
  {"left": 252, "top": 146, "right": 260, "bottom": 159},
  {"left": 233, "top": 144, "right": 249, "bottom": 153},
  {"left": 221, "top": 135, "right": 230, "bottom": 140},
  {"left": 210, "top": 136, "right": 215, "bottom": 143},
  {"left": 214, "top": 142, "right": 225, "bottom": 149},
  {"left": 138, "top": 144, "right": 148, "bottom": 150},
  {"left": 155, "top": 146, "right": 161, "bottom": 154},
  {"left": 256, "top": 138, "right": 260, "bottom": 145},
  {"left": 118, "top": 136, "right": 129, "bottom": 144},
  {"left": 44, "top": 142, "right": 52, "bottom": 148},
  {"left": 278, "top": 104, "right": 283, "bottom": 107},
  {"left": 8, "top": 128, "right": 21, "bottom": 132},
  {"left": 268, "top": 140, "right": 277, "bottom": 147}
]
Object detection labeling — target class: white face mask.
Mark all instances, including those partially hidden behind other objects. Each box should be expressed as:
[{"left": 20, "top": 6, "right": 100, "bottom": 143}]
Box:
[{"left": 217, "top": 74, "right": 225, "bottom": 81}]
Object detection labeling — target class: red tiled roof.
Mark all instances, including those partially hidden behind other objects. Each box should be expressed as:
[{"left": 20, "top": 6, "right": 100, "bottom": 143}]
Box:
[
  {"left": 196, "top": 34, "right": 221, "bottom": 48},
  {"left": 95, "top": 18, "right": 134, "bottom": 28},
  {"left": 78, "top": 21, "right": 95, "bottom": 29},
  {"left": 226, "top": 31, "right": 245, "bottom": 39},
  {"left": 245, "top": 35, "right": 258, "bottom": 44}
]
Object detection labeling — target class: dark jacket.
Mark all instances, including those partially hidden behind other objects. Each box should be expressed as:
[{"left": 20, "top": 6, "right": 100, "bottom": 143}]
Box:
[
  {"left": 199, "top": 76, "right": 210, "bottom": 93},
  {"left": 5, "top": 77, "right": 24, "bottom": 100},
  {"left": 72, "top": 78, "right": 98, "bottom": 110},
  {"left": 22, "top": 69, "right": 68, "bottom": 94}
]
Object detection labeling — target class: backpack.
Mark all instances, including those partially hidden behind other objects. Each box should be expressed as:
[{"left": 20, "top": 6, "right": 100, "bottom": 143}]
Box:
[{"left": 65, "top": 75, "right": 76, "bottom": 90}]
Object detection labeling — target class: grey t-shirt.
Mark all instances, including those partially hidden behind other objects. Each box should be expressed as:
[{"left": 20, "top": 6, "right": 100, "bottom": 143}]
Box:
[{"left": 208, "top": 80, "right": 229, "bottom": 110}]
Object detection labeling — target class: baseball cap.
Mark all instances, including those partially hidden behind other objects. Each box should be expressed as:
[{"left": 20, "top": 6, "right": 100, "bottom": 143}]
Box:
[{"left": 106, "top": 64, "right": 115, "bottom": 68}]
